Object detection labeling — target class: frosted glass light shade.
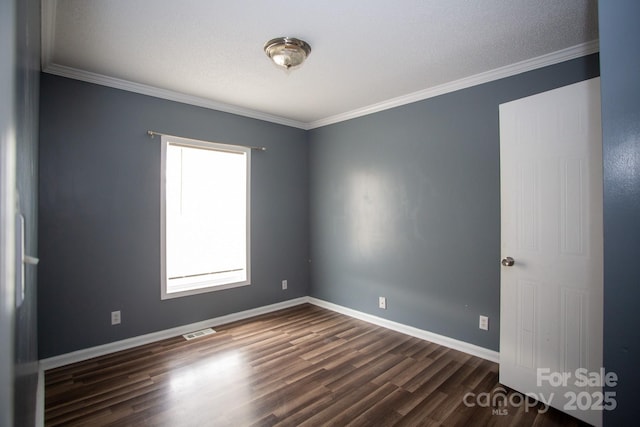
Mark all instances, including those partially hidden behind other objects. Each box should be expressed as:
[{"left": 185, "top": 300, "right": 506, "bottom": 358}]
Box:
[{"left": 264, "top": 37, "right": 311, "bottom": 70}]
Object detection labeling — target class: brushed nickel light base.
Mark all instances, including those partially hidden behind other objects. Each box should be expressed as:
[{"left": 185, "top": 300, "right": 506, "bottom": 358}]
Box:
[{"left": 264, "top": 37, "right": 311, "bottom": 70}]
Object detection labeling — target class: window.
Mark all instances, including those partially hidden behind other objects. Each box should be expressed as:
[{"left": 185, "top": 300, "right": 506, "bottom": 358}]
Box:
[{"left": 161, "top": 135, "right": 250, "bottom": 299}]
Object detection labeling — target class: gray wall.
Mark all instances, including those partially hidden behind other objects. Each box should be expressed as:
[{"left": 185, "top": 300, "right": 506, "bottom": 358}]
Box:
[
  {"left": 38, "top": 75, "right": 309, "bottom": 358},
  {"left": 309, "top": 54, "right": 599, "bottom": 351},
  {"left": 599, "top": 1, "right": 640, "bottom": 425},
  {"left": 37, "top": 38, "right": 636, "bottom": 422}
]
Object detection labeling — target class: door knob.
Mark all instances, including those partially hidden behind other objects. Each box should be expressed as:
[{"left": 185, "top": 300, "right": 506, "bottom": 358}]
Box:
[{"left": 501, "top": 257, "right": 515, "bottom": 267}]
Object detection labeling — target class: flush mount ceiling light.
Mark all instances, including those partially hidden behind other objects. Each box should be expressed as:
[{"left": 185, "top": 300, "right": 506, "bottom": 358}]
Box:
[{"left": 264, "top": 37, "right": 312, "bottom": 70}]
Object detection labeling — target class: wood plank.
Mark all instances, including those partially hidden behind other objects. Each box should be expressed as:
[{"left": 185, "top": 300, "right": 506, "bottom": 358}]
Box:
[{"left": 45, "top": 304, "right": 589, "bottom": 426}]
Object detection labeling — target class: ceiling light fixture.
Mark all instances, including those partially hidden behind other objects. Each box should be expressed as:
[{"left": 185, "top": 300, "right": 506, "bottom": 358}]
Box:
[{"left": 264, "top": 37, "right": 311, "bottom": 70}]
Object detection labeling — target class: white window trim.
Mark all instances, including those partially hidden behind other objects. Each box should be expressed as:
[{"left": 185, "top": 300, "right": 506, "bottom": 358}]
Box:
[{"left": 160, "top": 134, "right": 251, "bottom": 300}]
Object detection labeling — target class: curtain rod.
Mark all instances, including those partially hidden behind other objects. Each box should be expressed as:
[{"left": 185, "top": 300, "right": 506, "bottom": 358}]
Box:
[{"left": 146, "top": 130, "right": 267, "bottom": 151}]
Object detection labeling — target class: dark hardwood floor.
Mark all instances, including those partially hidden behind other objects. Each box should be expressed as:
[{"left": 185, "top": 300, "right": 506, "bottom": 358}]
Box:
[{"left": 45, "top": 304, "right": 589, "bottom": 426}]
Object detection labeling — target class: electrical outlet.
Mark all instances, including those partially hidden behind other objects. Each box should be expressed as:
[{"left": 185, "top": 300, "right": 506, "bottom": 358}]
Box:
[
  {"left": 282, "top": 280, "right": 288, "bottom": 290},
  {"left": 111, "top": 310, "right": 121, "bottom": 325},
  {"left": 479, "top": 315, "right": 489, "bottom": 331},
  {"left": 378, "top": 297, "right": 387, "bottom": 310}
]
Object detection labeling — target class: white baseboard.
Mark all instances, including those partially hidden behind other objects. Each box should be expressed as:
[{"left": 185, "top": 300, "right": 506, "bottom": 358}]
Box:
[
  {"left": 307, "top": 297, "right": 500, "bottom": 363},
  {"left": 36, "top": 295, "right": 498, "bottom": 425},
  {"left": 39, "top": 297, "right": 308, "bottom": 371},
  {"left": 39, "top": 295, "right": 499, "bottom": 371}
]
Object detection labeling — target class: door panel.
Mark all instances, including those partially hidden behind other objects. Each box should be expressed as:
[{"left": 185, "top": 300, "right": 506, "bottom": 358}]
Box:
[{"left": 499, "top": 78, "right": 603, "bottom": 426}]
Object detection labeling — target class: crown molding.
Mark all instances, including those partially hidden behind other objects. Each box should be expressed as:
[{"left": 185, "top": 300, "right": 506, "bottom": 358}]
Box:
[
  {"left": 42, "top": 63, "right": 310, "bottom": 130},
  {"left": 40, "top": 1, "right": 308, "bottom": 129},
  {"left": 41, "top": 0, "right": 598, "bottom": 133},
  {"left": 306, "top": 40, "right": 600, "bottom": 129}
]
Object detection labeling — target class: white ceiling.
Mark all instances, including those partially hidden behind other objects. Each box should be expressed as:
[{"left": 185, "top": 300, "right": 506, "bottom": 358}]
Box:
[{"left": 42, "top": 0, "right": 599, "bottom": 129}]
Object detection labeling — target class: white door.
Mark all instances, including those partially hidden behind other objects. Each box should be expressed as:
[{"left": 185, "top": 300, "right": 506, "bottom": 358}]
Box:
[{"left": 499, "top": 78, "right": 603, "bottom": 426}]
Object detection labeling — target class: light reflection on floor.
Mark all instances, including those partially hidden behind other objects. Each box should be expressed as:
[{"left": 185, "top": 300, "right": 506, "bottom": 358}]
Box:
[{"left": 160, "top": 350, "right": 254, "bottom": 425}]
